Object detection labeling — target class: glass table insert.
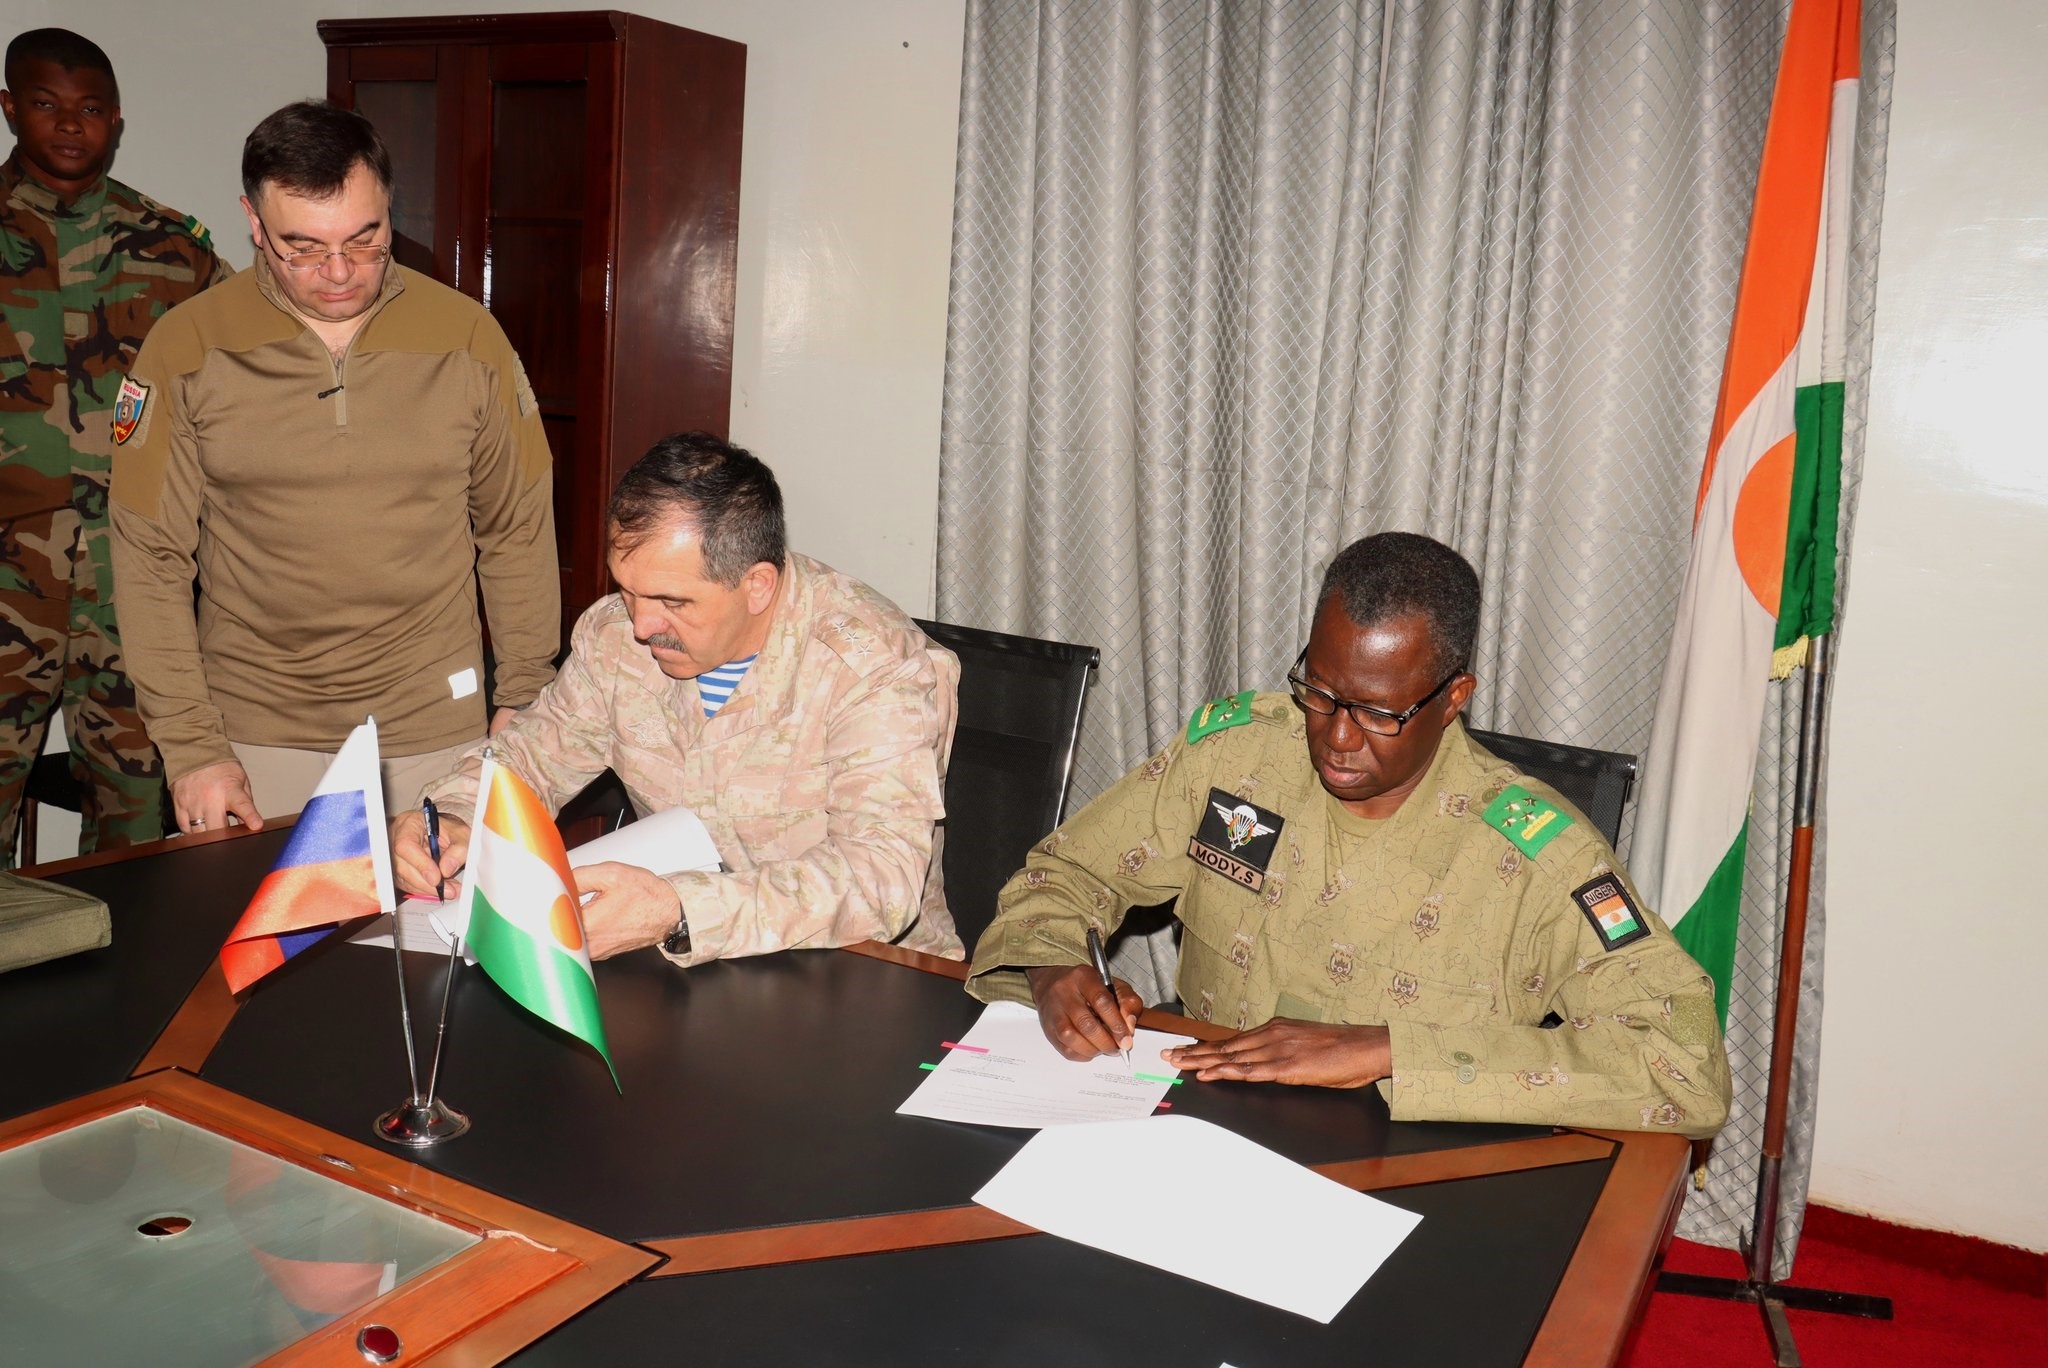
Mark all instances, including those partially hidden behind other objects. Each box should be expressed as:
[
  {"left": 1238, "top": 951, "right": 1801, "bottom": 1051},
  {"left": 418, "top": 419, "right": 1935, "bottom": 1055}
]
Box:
[{"left": 0, "top": 1106, "right": 478, "bottom": 1367}]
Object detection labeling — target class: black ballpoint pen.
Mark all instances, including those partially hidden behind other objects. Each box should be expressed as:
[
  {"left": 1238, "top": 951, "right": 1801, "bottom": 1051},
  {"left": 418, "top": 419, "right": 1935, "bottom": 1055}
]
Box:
[
  {"left": 422, "top": 796, "right": 445, "bottom": 901},
  {"left": 1086, "top": 926, "right": 1131, "bottom": 1067}
]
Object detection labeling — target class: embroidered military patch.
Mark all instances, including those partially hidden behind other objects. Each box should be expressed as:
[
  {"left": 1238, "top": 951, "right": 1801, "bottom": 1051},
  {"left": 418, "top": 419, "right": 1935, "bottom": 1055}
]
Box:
[
  {"left": 1482, "top": 784, "right": 1574, "bottom": 857},
  {"left": 1185, "top": 690, "right": 1255, "bottom": 744},
  {"left": 1572, "top": 873, "right": 1652, "bottom": 952},
  {"left": 112, "top": 376, "right": 150, "bottom": 445},
  {"left": 1187, "top": 787, "right": 1284, "bottom": 892}
]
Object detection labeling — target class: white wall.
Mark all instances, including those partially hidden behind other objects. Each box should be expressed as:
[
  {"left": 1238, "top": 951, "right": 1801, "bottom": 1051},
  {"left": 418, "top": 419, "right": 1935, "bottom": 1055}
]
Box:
[
  {"left": 1811, "top": 0, "right": 2048, "bottom": 1252},
  {"left": 15, "top": 0, "right": 962, "bottom": 615}
]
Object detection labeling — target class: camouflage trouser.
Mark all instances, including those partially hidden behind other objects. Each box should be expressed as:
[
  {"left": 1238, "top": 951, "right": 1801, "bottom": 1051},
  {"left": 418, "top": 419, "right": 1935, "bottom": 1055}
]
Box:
[{"left": 0, "top": 501, "right": 167, "bottom": 867}]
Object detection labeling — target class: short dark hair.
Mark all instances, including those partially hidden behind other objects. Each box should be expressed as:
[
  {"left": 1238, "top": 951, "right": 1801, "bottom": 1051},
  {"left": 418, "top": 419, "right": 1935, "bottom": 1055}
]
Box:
[
  {"left": 241, "top": 100, "right": 391, "bottom": 204},
  {"left": 5, "top": 28, "right": 118, "bottom": 101},
  {"left": 608, "top": 432, "right": 787, "bottom": 586},
  {"left": 1317, "top": 532, "right": 1481, "bottom": 677}
]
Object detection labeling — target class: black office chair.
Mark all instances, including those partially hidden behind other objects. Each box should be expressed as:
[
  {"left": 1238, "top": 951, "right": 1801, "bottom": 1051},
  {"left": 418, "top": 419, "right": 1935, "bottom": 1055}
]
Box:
[
  {"left": 1465, "top": 727, "right": 1638, "bottom": 849},
  {"left": 12, "top": 749, "right": 179, "bottom": 868},
  {"left": 12, "top": 752, "right": 80, "bottom": 868},
  {"left": 916, "top": 619, "right": 1099, "bottom": 952}
]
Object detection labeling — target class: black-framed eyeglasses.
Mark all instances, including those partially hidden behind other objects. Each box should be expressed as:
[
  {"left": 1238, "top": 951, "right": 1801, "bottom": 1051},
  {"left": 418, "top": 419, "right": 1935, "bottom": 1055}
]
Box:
[
  {"left": 1286, "top": 649, "right": 1465, "bottom": 737},
  {"left": 256, "top": 216, "right": 391, "bottom": 274}
]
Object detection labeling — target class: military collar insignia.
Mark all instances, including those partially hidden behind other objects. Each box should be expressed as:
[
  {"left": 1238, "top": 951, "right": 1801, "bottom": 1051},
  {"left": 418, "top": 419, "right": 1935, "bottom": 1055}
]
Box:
[
  {"left": 1189, "top": 788, "right": 1284, "bottom": 892},
  {"left": 1481, "top": 783, "right": 1573, "bottom": 858},
  {"left": 1186, "top": 690, "right": 1256, "bottom": 744},
  {"left": 1572, "top": 873, "right": 1651, "bottom": 952},
  {"left": 112, "top": 377, "right": 150, "bottom": 446}
]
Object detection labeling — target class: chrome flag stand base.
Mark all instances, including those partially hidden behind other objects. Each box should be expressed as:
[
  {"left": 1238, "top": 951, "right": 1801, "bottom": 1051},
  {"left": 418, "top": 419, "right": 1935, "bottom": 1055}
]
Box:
[
  {"left": 374, "top": 1096, "right": 471, "bottom": 1148},
  {"left": 377, "top": 880, "right": 472, "bottom": 1148}
]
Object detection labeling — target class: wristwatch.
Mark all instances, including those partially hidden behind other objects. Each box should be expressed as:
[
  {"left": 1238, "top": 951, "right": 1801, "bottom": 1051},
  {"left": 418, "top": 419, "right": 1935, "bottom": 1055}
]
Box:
[{"left": 661, "top": 910, "right": 692, "bottom": 958}]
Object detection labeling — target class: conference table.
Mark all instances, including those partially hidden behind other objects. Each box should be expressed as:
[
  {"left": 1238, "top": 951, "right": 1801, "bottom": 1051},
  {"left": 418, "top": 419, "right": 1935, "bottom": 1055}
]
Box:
[{"left": 2, "top": 824, "right": 1689, "bottom": 1365}]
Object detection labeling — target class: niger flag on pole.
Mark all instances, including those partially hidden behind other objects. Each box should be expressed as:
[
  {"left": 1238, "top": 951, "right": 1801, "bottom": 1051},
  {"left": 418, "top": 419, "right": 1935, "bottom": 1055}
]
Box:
[
  {"left": 458, "top": 753, "right": 618, "bottom": 1086},
  {"left": 1632, "top": 0, "right": 1859, "bottom": 1025}
]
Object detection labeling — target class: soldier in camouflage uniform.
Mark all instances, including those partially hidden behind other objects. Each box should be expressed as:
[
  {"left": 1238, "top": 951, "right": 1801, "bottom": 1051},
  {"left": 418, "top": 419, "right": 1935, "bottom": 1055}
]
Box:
[
  {"left": 394, "top": 434, "right": 963, "bottom": 965},
  {"left": 0, "top": 29, "right": 228, "bottom": 865},
  {"left": 970, "top": 532, "right": 1731, "bottom": 1137}
]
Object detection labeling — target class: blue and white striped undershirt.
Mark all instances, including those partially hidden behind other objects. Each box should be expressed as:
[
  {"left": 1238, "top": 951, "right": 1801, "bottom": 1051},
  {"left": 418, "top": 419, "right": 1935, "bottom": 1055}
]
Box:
[{"left": 696, "top": 653, "right": 758, "bottom": 718}]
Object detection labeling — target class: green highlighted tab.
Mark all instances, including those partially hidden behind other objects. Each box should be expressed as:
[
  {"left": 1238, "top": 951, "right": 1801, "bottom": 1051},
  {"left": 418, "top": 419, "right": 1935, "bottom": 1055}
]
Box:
[
  {"left": 1132, "top": 1072, "right": 1183, "bottom": 1086},
  {"left": 1482, "top": 784, "right": 1574, "bottom": 858}
]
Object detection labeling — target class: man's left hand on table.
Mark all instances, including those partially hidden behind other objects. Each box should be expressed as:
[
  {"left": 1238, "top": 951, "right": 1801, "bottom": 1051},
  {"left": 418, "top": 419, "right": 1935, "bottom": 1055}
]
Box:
[
  {"left": 1163, "top": 1020, "right": 1394, "bottom": 1089},
  {"left": 576, "top": 860, "right": 685, "bottom": 960}
]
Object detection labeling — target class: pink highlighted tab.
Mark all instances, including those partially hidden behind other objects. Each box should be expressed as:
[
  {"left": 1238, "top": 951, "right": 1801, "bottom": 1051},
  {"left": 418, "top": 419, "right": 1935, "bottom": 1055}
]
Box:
[{"left": 940, "top": 1041, "right": 989, "bottom": 1053}]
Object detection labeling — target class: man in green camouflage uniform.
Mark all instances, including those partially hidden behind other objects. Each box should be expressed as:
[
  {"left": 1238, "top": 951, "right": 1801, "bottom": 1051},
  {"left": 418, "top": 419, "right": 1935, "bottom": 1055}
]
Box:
[
  {"left": 0, "top": 29, "right": 228, "bottom": 864},
  {"left": 969, "top": 532, "right": 1731, "bottom": 1137}
]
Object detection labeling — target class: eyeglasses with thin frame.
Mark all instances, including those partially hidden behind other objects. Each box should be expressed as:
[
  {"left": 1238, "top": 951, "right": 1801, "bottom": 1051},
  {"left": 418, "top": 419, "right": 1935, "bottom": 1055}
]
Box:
[
  {"left": 256, "top": 216, "right": 391, "bottom": 274},
  {"left": 1286, "top": 648, "right": 1465, "bottom": 737}
]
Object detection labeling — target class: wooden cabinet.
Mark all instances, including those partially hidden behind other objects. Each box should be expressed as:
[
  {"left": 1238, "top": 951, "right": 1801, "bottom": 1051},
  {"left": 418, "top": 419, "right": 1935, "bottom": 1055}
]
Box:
[{"left": 319, "top": 11, "right": 746, "bottom": 632}]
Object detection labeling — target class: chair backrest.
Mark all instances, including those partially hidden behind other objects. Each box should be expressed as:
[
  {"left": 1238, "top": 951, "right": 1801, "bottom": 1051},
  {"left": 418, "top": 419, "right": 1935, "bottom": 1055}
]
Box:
[
  {"left": 1465, "top": 727, "right": 1639, "bottom": 850},
  {"left": 916, "top": 619, "right": 1099, "bottom": 951}
]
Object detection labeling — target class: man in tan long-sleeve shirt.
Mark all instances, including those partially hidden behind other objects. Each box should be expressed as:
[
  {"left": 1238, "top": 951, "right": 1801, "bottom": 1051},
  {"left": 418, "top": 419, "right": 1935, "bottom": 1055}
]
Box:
[{"left": 109, "top": 101, "right": 557, "bottom": 832}]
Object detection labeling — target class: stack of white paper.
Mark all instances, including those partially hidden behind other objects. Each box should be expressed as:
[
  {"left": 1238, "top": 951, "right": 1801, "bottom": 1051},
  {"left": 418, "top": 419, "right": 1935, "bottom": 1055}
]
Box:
[{"left": 974, "top": 1113, "right": 1423, "bottom": 1323}]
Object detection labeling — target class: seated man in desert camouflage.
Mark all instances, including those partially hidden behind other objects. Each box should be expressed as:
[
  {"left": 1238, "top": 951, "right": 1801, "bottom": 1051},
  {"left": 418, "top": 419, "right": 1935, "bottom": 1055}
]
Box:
[
  {"left": 967, "top": 531, "right": 1729, "bottom": 1136},
  {"left": 392, "top": 433, "right": 960, "bottom": 967}
]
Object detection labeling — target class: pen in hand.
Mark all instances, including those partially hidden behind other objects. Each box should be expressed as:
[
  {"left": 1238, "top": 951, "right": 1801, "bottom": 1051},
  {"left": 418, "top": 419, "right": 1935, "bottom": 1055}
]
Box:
[
  {"left": 1086, "top": 926, "right": 1131, "bottom": 1068},
  {"left": 421, "top": 797, "right": 445, "bottom": 901}
]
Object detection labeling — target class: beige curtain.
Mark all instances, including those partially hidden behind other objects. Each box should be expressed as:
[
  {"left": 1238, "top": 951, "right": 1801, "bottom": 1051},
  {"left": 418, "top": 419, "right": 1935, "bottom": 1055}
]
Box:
[{"left": 938, "top": 0, "right": 1893, "bottom": 1271}]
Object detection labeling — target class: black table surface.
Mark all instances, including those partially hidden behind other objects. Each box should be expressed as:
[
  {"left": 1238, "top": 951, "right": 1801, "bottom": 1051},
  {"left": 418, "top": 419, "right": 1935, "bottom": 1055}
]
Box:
[
  {"left": 510, "top": 1160, "right": 1613, "bottom": 1368},
  {"left": 201, "top": 933, "right": 1550, "bottom": 1244},
  {"left": 3, "top": 828, "right": 291, "bottom": 1122},
  {"left": 4, "top": 832, "right": 1651, "bottom": 1365}
]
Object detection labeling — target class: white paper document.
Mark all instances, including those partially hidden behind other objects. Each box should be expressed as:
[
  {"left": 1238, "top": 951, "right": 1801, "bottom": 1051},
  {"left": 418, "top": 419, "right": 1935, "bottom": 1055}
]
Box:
[
  {"left": 566, "top": 803, "right": 723, "bottom": 876},
  {"left": 896, "top": 1000, "right": 1195, "bottom": 1128},
  {"left": 974, "top": 1114, "right": 1422, "bottom": 1323},
  {"left": 346, "top": 896, "right": 464, "bottom": 953}
]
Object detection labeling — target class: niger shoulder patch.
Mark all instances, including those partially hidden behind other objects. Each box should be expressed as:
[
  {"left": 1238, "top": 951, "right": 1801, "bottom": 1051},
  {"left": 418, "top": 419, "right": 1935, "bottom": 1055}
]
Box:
[{"left": 1572, "top": 873, "right": 1651, "bottom": 952}]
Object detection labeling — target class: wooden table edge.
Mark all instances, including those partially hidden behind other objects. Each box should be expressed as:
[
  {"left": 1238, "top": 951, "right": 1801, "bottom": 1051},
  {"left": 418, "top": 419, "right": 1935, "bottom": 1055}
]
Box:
[
  {"left": 1523, "top": 1127, "right": 1691, "bottom": 1367},
  {"left": 18, "top": 815, "right": 286, "bottom": 879}
]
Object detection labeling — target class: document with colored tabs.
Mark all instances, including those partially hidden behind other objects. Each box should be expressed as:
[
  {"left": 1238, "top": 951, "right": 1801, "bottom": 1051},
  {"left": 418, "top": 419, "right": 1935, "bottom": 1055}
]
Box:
[
  {"left": 975, "top": 1114, "right": 1422, "bottom": 1322},
  {"left": 896, "top": 1000, "right": 1195, "bottom": 1128}
]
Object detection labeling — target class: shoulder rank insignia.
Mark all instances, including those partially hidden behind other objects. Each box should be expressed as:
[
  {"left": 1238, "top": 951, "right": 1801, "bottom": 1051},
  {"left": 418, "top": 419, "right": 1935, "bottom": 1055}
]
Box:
[
  {"left": 112, "top": 376, "right": 150, "bottom": 446},
  {"left": 1186, "top": 690, "right": 1256, "bottom": 744},
  {"left": 1572, "top": 874, "right": 1651, "bottom": 952},
  {"left": 1188, "top": 788, "right": 1284, "bottom": 893},
  {"left": 180, "top": 213, "right": 215, "bottom": 250},
  {"left": 1481, "top": 784, "right": 1573, "bottom": 858}
]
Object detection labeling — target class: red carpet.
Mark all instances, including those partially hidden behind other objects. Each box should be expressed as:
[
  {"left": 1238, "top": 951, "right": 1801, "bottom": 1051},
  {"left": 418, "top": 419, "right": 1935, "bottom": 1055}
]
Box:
[{"left": 1623, "top": 1205, "right": 2047, "bottom": 1366}]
